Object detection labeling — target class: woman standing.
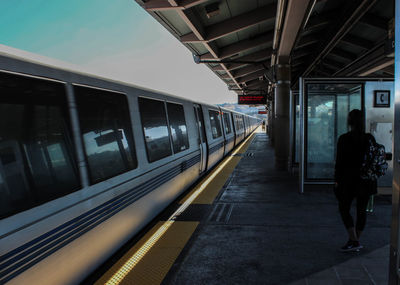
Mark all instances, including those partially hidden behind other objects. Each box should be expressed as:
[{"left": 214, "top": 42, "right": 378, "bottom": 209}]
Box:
[{"left": 334, "top": 109, "right": 377, "bottom": 252}]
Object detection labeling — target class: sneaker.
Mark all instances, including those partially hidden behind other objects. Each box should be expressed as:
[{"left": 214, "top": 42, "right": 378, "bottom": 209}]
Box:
[{"left": 340, "top": 240, "right": 363, "bottom": 252}]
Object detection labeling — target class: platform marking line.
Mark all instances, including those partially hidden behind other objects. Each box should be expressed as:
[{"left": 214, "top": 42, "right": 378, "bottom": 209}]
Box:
[
  {"left": 180, "top": 131, "right": 257, "bottom": 205},
  {"left": 102, "top": 129, "right": 258, "bottom": 285},
  {"left": 98, "top": 221, "right": 198, "bottom": 285}
]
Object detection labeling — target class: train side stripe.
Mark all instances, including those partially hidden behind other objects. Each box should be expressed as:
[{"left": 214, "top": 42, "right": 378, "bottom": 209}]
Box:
[{"left": 0, "top": 154, "right": 201, "bottom": 283}]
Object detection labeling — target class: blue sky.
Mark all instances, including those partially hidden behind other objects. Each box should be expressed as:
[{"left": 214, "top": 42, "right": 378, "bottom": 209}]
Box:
[{"left": 0, "top": 0, "right": 237, "bottom": 103}]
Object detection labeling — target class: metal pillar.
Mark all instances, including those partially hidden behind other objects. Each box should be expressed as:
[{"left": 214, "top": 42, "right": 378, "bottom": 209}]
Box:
[
  {"left": 389, "top": 2, "right": 400, "bottom": 284},
  {"left": 268, "top": 99, "right": 275, "bottom": 145},
  {"left": 274, "top": 64, "right": 291, "bottom": 170}
]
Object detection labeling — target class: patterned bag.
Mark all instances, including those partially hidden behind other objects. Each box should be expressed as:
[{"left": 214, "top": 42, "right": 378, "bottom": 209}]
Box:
[{"left": 360, "top": 135, "right": 388, "bottom": 180}]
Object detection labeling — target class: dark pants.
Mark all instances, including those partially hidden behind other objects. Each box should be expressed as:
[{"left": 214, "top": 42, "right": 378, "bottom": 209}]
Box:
[{"left": 337, "top": 188, "right": 370, "bottom": 231}]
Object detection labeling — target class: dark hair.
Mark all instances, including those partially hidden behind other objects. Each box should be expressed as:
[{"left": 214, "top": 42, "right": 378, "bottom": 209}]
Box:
[{"left": 348, "top": 109, "right": 363, "bottom": 132}]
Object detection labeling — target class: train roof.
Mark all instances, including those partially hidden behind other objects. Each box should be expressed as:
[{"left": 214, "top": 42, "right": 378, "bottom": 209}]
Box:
[{"left": 0, "top": 45, "right": 255, "bottom": 117}]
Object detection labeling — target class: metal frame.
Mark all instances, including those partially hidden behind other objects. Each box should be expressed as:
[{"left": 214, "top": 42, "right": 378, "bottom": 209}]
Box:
[
  {"left": 290, "top": 90, "right": 300, "bottom": 172},
  {"left": 389, "top": 3, "right": 400, "bottom": 283}
]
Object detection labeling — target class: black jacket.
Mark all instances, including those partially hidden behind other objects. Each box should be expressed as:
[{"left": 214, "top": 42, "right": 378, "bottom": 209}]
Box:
[{"left": 335, "top": 131, "right": 377, "bottom": 195}]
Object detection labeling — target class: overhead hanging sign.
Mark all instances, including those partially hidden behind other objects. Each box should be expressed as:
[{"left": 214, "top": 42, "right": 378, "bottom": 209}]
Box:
[{"left": 238, "top": 94, "right": 266, "bottom": 105}]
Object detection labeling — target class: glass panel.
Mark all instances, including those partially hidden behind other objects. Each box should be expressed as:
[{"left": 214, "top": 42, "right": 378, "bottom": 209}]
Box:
[
  {"left": 234, "top": 115, "right": 243, "bottom": 131},
  {"left": 223, "top": 113, "right": 232, "bottom": 134},
  {"left": 167, "top": 102, "right": 189, "bottom": 153},
  {"left": 336, "top": 95, "right": 349, "bottom": 140},
  {"left": 194, "top": 106, "right": 206, "bottom": 143},
  {"left": 139, "top": 97, "right": 172, "bottom": 162},
  {"left": 0, "top": 72, "right": 80, "bottom": 218},
  {"left": 75, "top": 86, "right": 137, "bottom": 183},
  {"left": 349, "top": 91, "right": 361, "bottom": 111},
  {"left": 209, "top": 110, "right": 222, "bottom": 139},
  {"left": 306, "top": 83, "right": 362, "bottom": 180}
]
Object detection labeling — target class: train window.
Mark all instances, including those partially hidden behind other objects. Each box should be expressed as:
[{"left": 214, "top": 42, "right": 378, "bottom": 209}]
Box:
[
  {"left": 234, "top": 115, "right": 239, "bottom": 130},
  {"left": 208, "top": 110, "right": 222, "bottom": 139},
  {"left": 236, "top": 115, "right": 243, "bottom": 131},
  {"left": 223, "top": 113, "right": 232, "bottom": 134},
  {"left": 0, "top": 72, "right": 80, "bottom": 218},
  {"left": 167, "top": 103, "right": 189, "bottom": 154},
  {"left": 139, "top": 97, "right": 172, "bottom": 162},
  {"left": 74, "top": 86, "right": 137, "bottom": 183}
]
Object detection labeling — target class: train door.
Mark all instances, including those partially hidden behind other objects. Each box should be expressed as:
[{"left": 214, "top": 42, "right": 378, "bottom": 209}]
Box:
[
  {"left": 231, "top": 113, "right": 237, "bottom": 146},
  {"left": 219, "top": 108, "right": 226, "bottom": 155},
  {"left": 193, "top": 104, "right": 208, "bottom": 173}
]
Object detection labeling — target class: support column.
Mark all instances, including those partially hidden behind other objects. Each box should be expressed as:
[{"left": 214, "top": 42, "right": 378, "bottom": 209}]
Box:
[
  {"left": 268, "top": 99, "right": 275, "bottom": 146},
  {"left": 274, "top": 64, "right": 291, "bottom": 170}
]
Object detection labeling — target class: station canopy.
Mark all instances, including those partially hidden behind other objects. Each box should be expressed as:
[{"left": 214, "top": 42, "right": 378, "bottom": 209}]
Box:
[{"left": 135, "top": 0, "right": 394, "bottom": 96}]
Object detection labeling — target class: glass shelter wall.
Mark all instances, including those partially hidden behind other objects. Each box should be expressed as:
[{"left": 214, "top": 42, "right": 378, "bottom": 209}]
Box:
[
  {"left": 300, "top": 78, "right": 394, "bottom": 194},
  {"left": 304, "top": 83, "right": 362, "bottom": 181}
]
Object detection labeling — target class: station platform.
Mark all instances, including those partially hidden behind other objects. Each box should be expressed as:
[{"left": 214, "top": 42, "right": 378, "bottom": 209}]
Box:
[{"left": 91, "top": 129, "right": 392, "bottom": 285}]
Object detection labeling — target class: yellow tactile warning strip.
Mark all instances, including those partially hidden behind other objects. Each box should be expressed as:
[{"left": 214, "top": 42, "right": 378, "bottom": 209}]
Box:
[
  {"left": 96, "top": 127, "right": 260, "bottom": 285},
  {"left": 96, "top": 221, "right": 198, "bottom": 285},
  {"left": 179, "top": 130, "right": 257, "bottom": 205}
]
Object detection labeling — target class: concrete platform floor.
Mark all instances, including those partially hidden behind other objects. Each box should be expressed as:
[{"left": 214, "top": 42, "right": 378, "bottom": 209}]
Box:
[{"left": 162, "top": 132, "right": 392, "bottom": 285}]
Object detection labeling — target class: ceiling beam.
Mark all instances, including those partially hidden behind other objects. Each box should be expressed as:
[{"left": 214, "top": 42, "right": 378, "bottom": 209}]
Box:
[
  {"left": 291, "top": 59, "right": 307, "bottom": 68},
  {"left": 333, "top": 43, "right": 388, "bottom": 76},
  {"left": 245, "top": 80, "right": 269, "bottom": 89},
  {"left": 304, "top": 11, "right": 336, "bottom": 32},
  {"left": 220, "top": 74, "right": 231, "bottom": 80},
  {"left": 295, "top": 34, "right": 319, "bottom": 49},
  {"left": 277, "top": 0, "right": 314, "bottom": 62},
  {"left": 381, "top": 66, "right": 394, "bottom": 76},
  {"left": 181, "top": 4, "right": 276, "bottom": 43},
  {"left": 322, "top": 58, "right": 344, "bottom": 70},
  {"left": 225, "top": 48, "right": 273, "bottom": 71},
  {"left": 144, "top": 0, "right": 209, "bottom": 11},
  {"left": 167, "top": 0, "right": 241, "bottom": 90},
  {"left": 200, "top": 31, "right": 274, "bottom": 60},
  {"left": 237, "top": 70, "right": 266, "bottom": 84},
  {"left": 233, "top": 64, "right": 266, "bottom": 78},
  {"left": 341, "top": 34, "right": 374, "bottom": 49},
  {"left": 358, "top": 58, "right": 394, "bottom": 76},
  {"left": 314, "top": 68, "right": 332, "bottom": 77},
  {"left": 300, "top": 0, "right": 379, "bottom": 78},
  {"left": 329, "top": 47, "right": 358, "bottom": 61},
  {"left": 359, "top": 13, "right": 389, "bottom": 31},
  {"left": 292, "top": 49, "right": 312, "bottom": 60},
  {"left": 211, "top": 65, "right": 226, "bottom": 72}
]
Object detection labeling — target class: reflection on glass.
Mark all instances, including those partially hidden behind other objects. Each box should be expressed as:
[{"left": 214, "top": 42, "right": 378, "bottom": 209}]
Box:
[
  {"left": 223, "top": 113, "right": 232, "bottom": 134},
  {"left": 337, "top": 95, "right": 348, "bottom": 139},
  {"left": 139, "top": 97, "right": 172, "bottom": 162},
  {"left": 295, "top": 94, "right": 300, "bottom": 164},
  {"left": 194, "top": 106, "right": 206, "bottom": 143},
  {"left": 167, "top": 103, "right": 189, "bottom": 153},
  {"left": 75, "top": 86, "right": 137, "bottom": 183},
  {"left": 0, "top": 73, "right": 80, "bottom": 218},
  {"left": 306, "top": 83, "right": 361, "bottom": 180},
  {"left": 209, "top": 110, "right": 222, "bottom": 139},
  {"left": 234, "top": 115, "right": 243, "bottom": 131}
]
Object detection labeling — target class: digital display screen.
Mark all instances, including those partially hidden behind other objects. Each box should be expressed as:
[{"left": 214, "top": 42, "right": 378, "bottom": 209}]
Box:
[{"left": 238, "top": 95, "right": 266, "bottom": 105}]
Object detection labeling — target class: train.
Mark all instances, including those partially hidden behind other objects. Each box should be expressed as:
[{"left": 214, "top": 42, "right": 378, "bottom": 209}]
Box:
[{"left": 0, "top": 47, "right": 260, "bottom": 284}]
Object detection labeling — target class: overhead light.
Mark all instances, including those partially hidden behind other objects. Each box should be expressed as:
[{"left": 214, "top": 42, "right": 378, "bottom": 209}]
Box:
[
  {"left": 192, "top": 54, "right": 201, "bottom": 64},
  {"left": 205, "top": 2, "right": 220, "bottom": 18}
]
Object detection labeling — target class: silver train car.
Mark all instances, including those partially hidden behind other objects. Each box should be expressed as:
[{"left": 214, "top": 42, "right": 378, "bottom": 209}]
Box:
[{"left": 0, "top": 49, "right": 260, "bottom": 284}]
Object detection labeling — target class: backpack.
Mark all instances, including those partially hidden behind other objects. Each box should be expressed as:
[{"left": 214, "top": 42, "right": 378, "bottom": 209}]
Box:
[{"left": 360, "top": 134, "right": 388, "bottom": 180}]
